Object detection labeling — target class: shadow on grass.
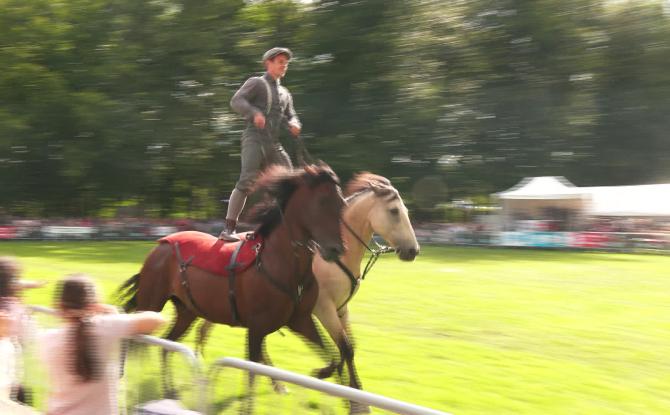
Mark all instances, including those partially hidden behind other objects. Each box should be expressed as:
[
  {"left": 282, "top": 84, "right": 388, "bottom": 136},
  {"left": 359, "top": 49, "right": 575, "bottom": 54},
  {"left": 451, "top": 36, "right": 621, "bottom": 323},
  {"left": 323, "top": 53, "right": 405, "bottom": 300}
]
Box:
[
  {"left": 417, "top": 245, "right": 660, "bottom": 264},
  {"left": 0, "top": 241, "right": 155, "bottom": 264},
  {"left": 210, "top": 391, "right": 248, "bottom": 413},
  {"left": 3, "top": 241, "right": 664, "bottom": 269}
]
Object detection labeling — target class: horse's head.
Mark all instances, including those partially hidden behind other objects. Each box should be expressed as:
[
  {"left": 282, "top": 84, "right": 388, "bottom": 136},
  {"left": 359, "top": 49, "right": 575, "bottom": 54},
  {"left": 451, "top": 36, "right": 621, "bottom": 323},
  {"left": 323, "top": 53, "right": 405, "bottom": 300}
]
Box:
[
  {"left": 294, "top": 163, "right": 346, "bottom": 261},
  {"left": 253, "top": 163, "right": 345, "bottom": 262},
  {"left": 346, "top": 174, "right": 420, "bottom": 261}
]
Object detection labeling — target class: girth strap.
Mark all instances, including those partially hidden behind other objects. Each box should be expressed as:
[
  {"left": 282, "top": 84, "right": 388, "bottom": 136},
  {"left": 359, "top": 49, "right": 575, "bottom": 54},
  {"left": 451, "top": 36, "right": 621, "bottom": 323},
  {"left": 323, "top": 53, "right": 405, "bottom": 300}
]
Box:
[
  {"left": 256, "top": 255, "right": 313, "bottom": 305},
  {"left": 334, "top": 258, "right": 360, "bottom": 313},
  {"left": 174, "top": 242, "right": 212, "bottom": 320},
  {"left": 225, "top": 239, "right": 247, "bottom": 326}
]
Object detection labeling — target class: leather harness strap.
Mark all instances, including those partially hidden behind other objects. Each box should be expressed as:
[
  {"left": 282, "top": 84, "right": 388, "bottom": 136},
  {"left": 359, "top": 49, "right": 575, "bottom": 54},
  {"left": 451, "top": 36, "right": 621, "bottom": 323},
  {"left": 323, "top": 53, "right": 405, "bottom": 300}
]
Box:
[
  {"left": 255, "top": 244, "right": 314, "bottom": 305},
  {"left": 333, "top": 222, "right": 395, "bottom": 315},
  {"left": 175, "top": 238, "right": 253, "bottom": 327},
  {"left": 225, "top": 238, "right": 248, "bottom": 326},
  {"left": 334, "top": 258, "right": 360, "bottom": 314},
  {"left": 174, "top": 241, "right": 212, "bottom": 320}
]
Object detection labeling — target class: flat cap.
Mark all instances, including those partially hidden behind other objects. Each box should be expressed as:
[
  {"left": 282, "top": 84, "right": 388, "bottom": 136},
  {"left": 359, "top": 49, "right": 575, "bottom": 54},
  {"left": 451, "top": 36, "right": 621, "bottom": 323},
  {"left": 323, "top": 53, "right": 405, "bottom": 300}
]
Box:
[{"left": 262, "top": 47, "right": 293, "bottom": 62}]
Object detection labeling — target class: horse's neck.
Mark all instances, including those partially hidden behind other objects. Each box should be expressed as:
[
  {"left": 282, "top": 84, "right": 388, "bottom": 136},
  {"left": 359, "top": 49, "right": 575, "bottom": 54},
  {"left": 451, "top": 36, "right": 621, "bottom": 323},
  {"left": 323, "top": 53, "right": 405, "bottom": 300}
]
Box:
[
  {"left": 341, "top": 195, "right": 374, "bottom": 276},
  {"left": 264, "top": 220, "right": 312, "bottom": 284}
]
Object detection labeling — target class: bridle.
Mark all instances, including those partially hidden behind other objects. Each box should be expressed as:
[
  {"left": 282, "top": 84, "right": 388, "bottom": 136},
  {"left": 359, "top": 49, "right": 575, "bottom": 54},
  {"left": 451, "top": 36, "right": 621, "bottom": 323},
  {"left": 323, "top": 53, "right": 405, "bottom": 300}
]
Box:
[{"left": 334, "top": 189, "right": 395, "bottom": 313}]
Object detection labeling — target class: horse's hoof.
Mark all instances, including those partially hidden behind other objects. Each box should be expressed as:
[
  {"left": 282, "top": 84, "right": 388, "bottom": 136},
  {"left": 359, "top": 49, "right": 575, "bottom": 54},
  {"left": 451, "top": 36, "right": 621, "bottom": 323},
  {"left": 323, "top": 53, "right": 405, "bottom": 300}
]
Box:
[
  {"left": 349, "top": 401, "right": 371, "bottom": 414},
  {"left": 312, "top": 367, "right": 333, "bottom": 379},
  {"left": 272, "top": 383, "right": 290, "bottom": 395},
  {"left": 272, "top": 381, "right": 289, "bottom": 395}
]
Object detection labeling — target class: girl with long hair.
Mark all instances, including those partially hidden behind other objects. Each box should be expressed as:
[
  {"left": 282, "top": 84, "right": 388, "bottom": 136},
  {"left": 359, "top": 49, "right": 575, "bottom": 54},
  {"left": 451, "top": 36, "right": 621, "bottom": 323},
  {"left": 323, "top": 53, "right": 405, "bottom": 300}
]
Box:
[{"left": 38, "top": 275, "right": 165, "bottom": 415}]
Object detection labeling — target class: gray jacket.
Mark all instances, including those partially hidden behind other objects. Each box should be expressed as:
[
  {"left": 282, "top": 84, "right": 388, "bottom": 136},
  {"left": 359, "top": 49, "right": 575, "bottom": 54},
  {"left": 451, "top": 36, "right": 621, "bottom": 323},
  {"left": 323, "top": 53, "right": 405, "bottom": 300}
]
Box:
[{"left": 230, "top": 72, "right": 301, "bottom": 140}]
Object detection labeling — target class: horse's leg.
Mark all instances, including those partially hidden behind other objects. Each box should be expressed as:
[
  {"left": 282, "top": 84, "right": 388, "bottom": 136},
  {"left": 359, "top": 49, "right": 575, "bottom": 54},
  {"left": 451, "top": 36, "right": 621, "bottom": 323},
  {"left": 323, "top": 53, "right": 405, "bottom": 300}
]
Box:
[
  {"left": 314, "top": 303, "right": 369, "bottom": 414},
  {"left": 338, "top": 307, "right": 369, "bottom": 415},
  {"left": 242, "top": 329, "right": 265, "bottom": 415},
  {"left": 194, "top": 319, "right": 288, "bottom": 396},
  {"left": 259, "top": 339, "right": 289, "bottom": 395},
  {"left": 286, "top": 313, "right": 339, "bottom": 380},
  {"left": 195, "top": 319, "right": 213, "bottom": 357},
  {"left": 312, "top": 301, "right": 349, "bottom": 379},
  {"left": 162, "top": 297, "right": 197, "bottom": 399}
]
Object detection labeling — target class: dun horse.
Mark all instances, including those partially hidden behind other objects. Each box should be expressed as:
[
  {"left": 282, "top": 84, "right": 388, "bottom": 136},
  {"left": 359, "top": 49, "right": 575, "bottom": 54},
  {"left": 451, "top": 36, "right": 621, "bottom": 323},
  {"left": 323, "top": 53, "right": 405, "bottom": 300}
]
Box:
[
  {"left": 197, "top": 173, "right": 419, "bottom": 414},
  {"left": 117, "top": 164, "right": 345, "bottom": 413}
]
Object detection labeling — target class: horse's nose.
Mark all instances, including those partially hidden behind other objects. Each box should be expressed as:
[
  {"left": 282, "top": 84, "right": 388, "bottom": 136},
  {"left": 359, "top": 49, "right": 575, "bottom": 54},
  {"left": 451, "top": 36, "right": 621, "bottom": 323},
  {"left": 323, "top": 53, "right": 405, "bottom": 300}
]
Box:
[{"left": 398, "top": 247, "right": 418, "bottom": 261}]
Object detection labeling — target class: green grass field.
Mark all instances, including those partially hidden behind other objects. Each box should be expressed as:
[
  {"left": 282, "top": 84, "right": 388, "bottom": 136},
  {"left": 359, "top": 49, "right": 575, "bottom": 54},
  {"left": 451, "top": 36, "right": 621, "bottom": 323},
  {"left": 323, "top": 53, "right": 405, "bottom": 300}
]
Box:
[{"left": 2, "top": 241, "right": 669, "bottom": 414}]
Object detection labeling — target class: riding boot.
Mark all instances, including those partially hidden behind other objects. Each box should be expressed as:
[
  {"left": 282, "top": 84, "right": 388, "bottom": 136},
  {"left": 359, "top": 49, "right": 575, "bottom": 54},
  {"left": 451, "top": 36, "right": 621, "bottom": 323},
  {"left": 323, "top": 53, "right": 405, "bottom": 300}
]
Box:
[{"left": 218, "top": 219, "right": 239, "bottom": 241}]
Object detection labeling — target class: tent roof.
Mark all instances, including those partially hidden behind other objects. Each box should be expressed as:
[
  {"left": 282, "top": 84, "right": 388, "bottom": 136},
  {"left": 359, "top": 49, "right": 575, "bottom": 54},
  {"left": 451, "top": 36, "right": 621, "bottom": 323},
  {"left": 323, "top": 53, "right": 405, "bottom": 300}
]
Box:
[
  {"left": 494, "top": 176, "right": 583, "bottom": 200},
  {"left": 583, "top": 184, "right": 670, "bottom": 216},
  {"left": 494, "top": 177, "right": 670, "bottom": 216}
]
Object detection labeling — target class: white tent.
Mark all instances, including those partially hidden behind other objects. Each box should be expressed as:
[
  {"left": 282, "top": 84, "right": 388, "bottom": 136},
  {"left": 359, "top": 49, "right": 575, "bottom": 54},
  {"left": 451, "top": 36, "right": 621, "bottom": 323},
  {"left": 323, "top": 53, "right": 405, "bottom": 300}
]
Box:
[
  {"left": 493, "top": 177, "right": 586, "bottom": 228},
  {"left": 493, "top": 177, "right": 670, "bottom": 222},
  {"left": 583, "top": 184, "right": 670, "bottom": 217},
  {"left": 494, "top": 176, "right": 584, "bottom": 200}
]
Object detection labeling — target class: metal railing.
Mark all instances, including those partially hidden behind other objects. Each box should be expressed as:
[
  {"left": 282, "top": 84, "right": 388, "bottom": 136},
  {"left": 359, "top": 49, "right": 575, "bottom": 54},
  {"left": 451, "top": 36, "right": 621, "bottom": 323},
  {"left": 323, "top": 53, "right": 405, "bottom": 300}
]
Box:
[
  {"left": 129, "top": 335, "right": 207, "bottom": 414},
  {"left": 209, "top": 357, "right": 450, "bottom": 415},
  {"left": 29, "top": 306, "right": 450, "bottom": 414}
]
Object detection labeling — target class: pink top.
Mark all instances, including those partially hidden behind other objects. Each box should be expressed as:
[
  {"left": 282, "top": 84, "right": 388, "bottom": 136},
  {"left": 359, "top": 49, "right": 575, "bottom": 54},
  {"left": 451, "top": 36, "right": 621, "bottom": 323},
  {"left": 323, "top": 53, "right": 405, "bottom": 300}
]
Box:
[
  {"left": 38, "top": 314, "right": 136, "bottom": 415},
  {"left": 0, "top": 299, "right": 33, "bottom": 399},
  {"left": 2, "top": 299, "right": 30, "bottom": 340}
]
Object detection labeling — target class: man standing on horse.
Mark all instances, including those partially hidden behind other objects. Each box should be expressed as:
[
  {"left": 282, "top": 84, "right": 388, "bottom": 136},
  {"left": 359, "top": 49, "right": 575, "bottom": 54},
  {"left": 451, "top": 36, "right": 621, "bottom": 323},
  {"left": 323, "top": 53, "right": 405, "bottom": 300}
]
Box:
[{"left": 219, "top": 47, "right": 302, "bottom": 240}]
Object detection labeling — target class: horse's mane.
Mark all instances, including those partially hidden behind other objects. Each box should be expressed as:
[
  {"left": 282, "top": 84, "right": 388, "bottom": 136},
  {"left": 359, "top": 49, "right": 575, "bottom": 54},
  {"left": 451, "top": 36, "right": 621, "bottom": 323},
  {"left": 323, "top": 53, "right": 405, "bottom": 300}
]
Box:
[
  {"left": 248, "top": 164, "right": 340, "bottom": 237},
  {"left": 344, "top": 172, "right": 392, "bottom": 197}
]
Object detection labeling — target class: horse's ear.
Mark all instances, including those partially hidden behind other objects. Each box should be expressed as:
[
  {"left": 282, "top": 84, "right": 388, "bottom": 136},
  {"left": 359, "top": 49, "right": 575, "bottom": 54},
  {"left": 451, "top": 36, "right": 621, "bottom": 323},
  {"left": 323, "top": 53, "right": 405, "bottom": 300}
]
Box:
[{"left": 369, "top": 182, "right": 392, "bottom": 196}]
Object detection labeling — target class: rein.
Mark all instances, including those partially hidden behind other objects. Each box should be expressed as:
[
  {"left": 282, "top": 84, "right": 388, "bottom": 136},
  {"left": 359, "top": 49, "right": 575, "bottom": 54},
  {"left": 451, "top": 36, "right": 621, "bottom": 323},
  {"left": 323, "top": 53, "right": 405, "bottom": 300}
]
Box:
[
  {"left": 256, "top": 205, "right": 315, "bottom": 305},
  {"left": 335, "top": 220, "right": 394, "bottom": 313},
  {"left": 343, "top": 221, "right": 395, "bottom": 280},
  {"left": 294, "top": 136, "right": 313, "bottom": 167}
]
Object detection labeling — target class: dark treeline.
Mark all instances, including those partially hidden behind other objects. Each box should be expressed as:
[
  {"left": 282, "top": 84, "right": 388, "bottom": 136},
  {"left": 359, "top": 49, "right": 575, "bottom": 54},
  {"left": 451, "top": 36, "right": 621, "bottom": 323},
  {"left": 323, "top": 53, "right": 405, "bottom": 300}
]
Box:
[{"left": 2, "top": 0, "right": 670, "bottom": 219}]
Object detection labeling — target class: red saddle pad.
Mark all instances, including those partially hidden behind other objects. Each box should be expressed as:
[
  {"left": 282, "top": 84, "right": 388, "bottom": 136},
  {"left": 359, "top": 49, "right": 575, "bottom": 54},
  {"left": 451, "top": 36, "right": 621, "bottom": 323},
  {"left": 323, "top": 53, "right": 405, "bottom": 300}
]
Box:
[{"left": 159, "top": 231, "right": 262, "bottom": 277}]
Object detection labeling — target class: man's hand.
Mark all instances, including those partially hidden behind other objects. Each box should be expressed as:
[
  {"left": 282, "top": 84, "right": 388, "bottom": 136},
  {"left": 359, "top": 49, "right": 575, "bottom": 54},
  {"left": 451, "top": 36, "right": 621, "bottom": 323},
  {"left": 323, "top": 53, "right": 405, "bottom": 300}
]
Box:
[
  {"left": 288, "top": 122, "right": 301, "bottom": 137},
  {"left": 253, "top": 112, "right": 266, "bottom": 129}
]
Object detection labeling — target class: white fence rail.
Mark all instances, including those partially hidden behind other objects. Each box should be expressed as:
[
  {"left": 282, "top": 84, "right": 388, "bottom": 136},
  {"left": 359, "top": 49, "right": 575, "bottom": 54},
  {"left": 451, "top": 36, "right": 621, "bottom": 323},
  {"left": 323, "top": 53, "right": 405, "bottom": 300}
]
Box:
[
  {"left": 210, "top": 357, "right": 450, "bottom": 415},
  {"left": 28, "top": 306, "right": 450, "bottom": 414},
  {"left": 129, "top": 335, "right": 207, "bottom": 414}
]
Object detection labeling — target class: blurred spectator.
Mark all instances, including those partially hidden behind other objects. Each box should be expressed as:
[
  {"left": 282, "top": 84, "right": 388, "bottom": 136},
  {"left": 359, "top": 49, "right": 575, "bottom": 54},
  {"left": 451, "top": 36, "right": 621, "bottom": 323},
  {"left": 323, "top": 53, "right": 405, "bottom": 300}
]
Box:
[
  {"left": 37, "top": 275, "right": 165, "bottom": 415},
  {"left": 1, "top": 309, "right": 39, "bottom": 414},
  {"left": 0, "top": 257, "right": 45, "bottom": 404},
  {"left": 0, "top": 310, "right": 14, "bottom": 400}
]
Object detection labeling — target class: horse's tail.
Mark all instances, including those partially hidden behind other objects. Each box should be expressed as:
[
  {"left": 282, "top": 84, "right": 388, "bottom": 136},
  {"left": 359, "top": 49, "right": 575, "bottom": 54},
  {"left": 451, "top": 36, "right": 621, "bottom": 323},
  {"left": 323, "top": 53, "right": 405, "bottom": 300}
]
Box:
[{"left": 117, "top": 273, "right": 141, "bottom": 313}]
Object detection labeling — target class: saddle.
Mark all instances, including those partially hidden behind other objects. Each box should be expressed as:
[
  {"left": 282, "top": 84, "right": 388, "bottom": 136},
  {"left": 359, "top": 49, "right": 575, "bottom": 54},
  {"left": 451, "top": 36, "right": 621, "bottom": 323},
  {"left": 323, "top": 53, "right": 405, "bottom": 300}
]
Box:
[{"left": 159, "top": 231, "right": 262, "bottom": 277}]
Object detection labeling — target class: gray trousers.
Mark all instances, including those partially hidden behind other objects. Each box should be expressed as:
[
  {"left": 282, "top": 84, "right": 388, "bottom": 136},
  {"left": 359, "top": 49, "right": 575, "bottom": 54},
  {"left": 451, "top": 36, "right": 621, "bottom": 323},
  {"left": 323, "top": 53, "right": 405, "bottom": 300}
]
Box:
[
  {"left": 226, "top": 132, "right": 292, "bottom": 221},
  {"left": 235, "top": 133, "right": 292, "bottom": 193}
]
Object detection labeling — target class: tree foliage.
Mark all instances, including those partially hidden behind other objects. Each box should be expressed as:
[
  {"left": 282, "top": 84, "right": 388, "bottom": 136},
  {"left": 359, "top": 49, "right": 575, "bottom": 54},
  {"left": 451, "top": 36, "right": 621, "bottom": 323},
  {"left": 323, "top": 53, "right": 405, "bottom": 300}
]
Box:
[{"left": 2, "top": 0, "right": 669, "bottom": 217}]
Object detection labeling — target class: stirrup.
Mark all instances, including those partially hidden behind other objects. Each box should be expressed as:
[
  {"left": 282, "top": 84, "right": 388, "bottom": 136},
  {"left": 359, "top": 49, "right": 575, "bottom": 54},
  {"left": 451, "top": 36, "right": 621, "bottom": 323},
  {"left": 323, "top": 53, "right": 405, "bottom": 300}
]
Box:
[{"left": 218, "top": 230, "right": 240, "bottom": 242}]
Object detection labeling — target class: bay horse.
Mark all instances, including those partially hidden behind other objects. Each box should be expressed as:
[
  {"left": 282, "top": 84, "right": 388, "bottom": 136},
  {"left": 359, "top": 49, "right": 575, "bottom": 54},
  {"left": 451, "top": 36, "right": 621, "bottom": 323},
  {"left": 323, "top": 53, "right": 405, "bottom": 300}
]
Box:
[
  {"left": 117, "top": 164, "right": 345, "bottom": 413},
  {"left": 196, "top": 173, "right": 419, "bottom": 414}
]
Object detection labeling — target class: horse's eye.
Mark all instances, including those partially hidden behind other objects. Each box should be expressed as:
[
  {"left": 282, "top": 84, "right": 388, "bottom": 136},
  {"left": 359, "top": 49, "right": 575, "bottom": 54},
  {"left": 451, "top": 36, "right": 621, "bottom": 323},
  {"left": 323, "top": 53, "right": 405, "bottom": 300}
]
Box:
[{"left": 389, "top": 208, "right": 399, "bottom": 216}]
